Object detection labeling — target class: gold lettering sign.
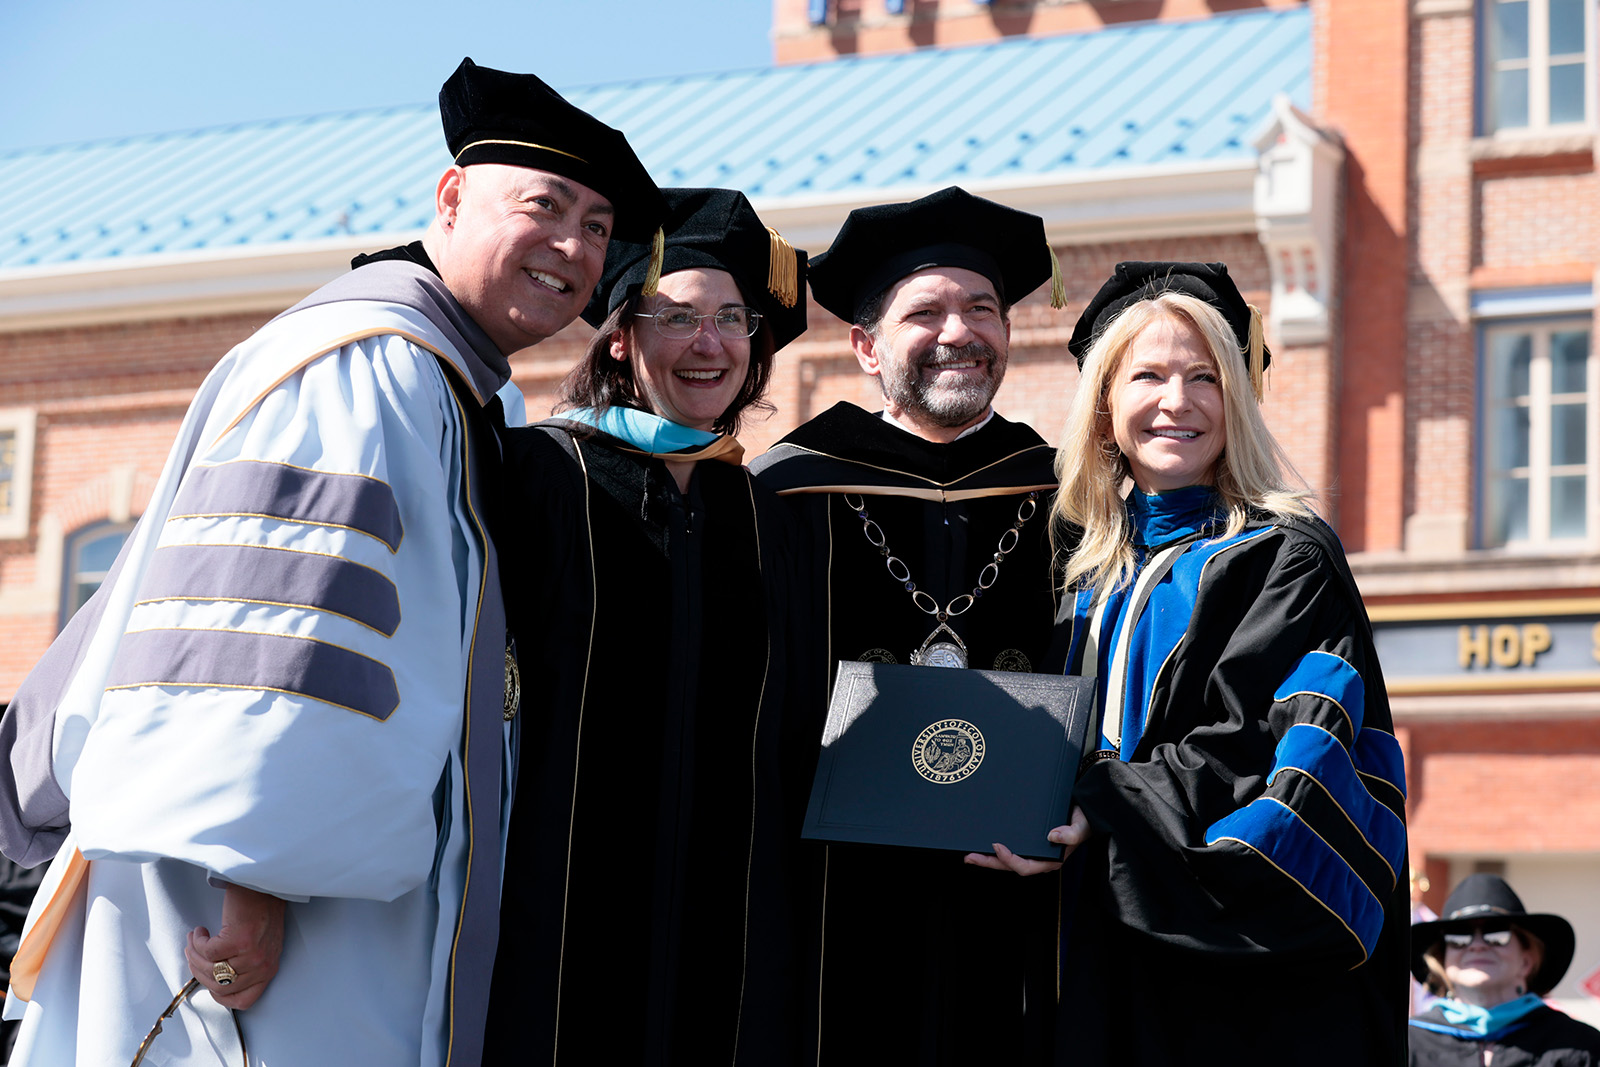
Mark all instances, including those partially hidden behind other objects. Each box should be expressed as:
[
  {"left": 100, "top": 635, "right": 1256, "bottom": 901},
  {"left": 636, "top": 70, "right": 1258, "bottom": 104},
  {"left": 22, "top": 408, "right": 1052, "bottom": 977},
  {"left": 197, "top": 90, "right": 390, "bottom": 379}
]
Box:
[
  {"left": 1522, "top": 623, "right": 1551, "bottom": 665},
  {"left": 1457, "top": 623, "right": 1555, "bottom": 670},
  {"left": 1373, "top": 600, "right": 1600, "bottom": 694}
]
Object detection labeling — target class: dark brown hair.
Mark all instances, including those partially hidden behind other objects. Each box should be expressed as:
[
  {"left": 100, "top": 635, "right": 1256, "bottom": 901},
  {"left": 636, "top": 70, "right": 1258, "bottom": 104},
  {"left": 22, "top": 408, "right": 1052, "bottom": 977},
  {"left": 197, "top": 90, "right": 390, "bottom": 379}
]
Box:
[{"left": 555, "top": 285, "right": 776, "bottom": 436}]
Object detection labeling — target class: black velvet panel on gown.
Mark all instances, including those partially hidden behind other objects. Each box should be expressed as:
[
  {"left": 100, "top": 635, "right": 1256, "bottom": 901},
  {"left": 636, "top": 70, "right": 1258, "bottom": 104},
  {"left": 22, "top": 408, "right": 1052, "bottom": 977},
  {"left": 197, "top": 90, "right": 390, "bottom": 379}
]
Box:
[
  {"left": 485, "top": 424, "right": 808, "bottom": 1066},
  {"left": 1059, "top": 520, "right": 1410, "bottom": 1067}
]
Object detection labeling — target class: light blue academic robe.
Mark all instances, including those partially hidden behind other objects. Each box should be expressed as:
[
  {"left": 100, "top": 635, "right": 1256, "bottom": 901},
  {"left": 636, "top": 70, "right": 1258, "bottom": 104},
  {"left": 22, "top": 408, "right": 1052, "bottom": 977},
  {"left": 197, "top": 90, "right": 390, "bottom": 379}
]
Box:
[{"left": 0, "top": 260, "right": 511, "bottom": 1066}]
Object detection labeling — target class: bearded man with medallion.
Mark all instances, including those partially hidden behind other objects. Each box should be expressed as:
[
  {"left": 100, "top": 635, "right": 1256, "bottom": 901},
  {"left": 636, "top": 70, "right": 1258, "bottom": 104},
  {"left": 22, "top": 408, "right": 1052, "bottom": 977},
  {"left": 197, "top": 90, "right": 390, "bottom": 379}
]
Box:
[{"left": 751, "top": 186, "right": 1070, "bottom": 1066}]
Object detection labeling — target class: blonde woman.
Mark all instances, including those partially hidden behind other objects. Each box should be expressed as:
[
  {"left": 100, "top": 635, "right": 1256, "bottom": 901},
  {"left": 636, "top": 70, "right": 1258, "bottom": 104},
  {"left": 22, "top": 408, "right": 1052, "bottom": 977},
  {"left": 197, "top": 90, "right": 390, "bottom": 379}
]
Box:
[{"left": 1043, "top": 262, "right": 1410, "bottom": 1066}]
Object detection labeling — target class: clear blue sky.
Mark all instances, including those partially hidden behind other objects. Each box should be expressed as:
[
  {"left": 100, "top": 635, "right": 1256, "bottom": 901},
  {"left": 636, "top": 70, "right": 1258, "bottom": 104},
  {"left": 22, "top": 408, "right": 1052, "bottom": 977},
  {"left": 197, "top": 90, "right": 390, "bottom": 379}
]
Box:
[{"left": 0, "top": 1, "right": 775, "bottom": 151}]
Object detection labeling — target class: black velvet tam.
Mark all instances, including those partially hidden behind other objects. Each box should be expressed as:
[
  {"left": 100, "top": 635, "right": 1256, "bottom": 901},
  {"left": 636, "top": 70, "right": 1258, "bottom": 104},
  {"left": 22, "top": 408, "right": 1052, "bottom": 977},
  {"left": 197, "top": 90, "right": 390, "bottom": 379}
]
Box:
[
  {"left": 583, "top": 187, "right": 809, "bottom": 351},
  {"left": 808, "top": 185, "right": 1053, "bottom": 324},
  {"left": 1067, "top": 260, "right": 1269, "bottom": 371},
  {"left": 439, "top": 58, "right": 666, "bottom": 243}
]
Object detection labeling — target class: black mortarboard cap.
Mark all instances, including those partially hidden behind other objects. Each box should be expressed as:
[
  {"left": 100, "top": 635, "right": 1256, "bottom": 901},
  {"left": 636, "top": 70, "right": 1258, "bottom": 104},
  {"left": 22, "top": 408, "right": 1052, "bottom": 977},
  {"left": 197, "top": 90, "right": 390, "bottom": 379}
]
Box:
[
  {"left": 808, "top": 186, "right": 1065, "bottom": 324},
  {"left": 439, "top": 58, "right": 667, "bottom": 243},
  {"left": 584, "top": 187, "right": 810, "bottom": 351},
  {"left": 1068, "top": 261, "right": 1271, "bottom": 385}
]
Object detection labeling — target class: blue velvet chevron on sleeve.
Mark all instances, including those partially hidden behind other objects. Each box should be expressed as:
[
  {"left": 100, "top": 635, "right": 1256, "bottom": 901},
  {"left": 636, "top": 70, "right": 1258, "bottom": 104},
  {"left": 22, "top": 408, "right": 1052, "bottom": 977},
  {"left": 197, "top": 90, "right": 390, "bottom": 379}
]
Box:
[{"left": 1204, "top": 650, "right": 1407, "bottom": 962}]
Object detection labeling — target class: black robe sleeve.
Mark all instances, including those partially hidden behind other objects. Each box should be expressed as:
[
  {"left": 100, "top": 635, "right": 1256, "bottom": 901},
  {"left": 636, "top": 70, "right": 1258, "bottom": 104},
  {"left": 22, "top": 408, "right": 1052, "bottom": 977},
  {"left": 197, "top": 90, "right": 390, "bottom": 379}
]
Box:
[{"left": 1073, "top": 524, "right": 1407, "bottom": 967}]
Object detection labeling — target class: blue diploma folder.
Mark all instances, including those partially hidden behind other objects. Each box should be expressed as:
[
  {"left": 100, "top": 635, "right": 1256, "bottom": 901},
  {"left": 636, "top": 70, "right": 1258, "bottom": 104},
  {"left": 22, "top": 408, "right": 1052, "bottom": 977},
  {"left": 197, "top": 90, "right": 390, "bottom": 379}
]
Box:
[{"left": 803, "top": 661, "right": 1096, "bottom": 860}]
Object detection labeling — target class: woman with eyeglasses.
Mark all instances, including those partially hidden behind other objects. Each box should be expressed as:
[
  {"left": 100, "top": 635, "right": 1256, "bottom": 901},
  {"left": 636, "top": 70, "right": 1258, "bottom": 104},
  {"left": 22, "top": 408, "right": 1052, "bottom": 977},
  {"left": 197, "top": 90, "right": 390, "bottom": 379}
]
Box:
[
  {"left": 480, "top": 188, "right": 811, "bottom": 1065},
  {"left": 1410, "top": 873, "right": 1600, "bottom": 1066}
]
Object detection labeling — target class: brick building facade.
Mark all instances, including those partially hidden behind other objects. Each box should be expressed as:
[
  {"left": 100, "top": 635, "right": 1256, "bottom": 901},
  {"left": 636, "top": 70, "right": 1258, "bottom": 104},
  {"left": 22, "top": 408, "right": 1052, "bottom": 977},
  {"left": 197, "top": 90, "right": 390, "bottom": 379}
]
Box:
[
  {"left": 1337, "top": 0, "right": 1600, "bottom": 1019},
  {"left": 1, "top": 0, "right": 1596, "bottom": 1019}
]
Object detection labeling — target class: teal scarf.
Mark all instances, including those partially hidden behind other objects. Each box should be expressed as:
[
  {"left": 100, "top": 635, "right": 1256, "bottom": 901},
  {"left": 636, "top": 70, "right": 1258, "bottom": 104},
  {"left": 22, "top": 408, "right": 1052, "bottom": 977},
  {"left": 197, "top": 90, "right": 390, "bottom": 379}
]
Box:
[
  {"left": 558, "top": 407, "right": 745, "bottom": 466},
  {"left": 560, "top": 406, "right": 718, "bottom": 453},
  {"left": 1437, "top": 993, "right": 1545, "bottom": 1037}
]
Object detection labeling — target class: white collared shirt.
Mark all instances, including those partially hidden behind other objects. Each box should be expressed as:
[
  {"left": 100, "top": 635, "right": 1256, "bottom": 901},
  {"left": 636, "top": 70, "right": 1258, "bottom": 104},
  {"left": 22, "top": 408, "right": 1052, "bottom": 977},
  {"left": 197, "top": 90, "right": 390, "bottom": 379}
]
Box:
[{"left": 879, "top": 407, "right": 996, "bottom": 442}]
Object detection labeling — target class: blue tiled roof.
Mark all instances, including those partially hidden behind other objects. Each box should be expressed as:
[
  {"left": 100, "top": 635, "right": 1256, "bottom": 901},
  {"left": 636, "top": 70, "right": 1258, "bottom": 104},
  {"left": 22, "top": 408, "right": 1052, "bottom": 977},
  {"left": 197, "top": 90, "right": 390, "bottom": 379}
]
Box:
[{"left": 0, "top": 8, "right": 1308, "bottom": 271}]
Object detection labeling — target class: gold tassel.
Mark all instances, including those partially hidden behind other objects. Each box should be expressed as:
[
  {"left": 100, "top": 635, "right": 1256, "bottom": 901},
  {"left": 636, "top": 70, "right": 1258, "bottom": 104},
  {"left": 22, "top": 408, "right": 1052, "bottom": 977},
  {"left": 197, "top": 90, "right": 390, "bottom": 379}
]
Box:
[
  {"left": 766, "top": 226, "right": 798, "bottom": 308},
  {"left": 640, "top": 227, "right": 665, "bottom": 297},
  {"left": 1047, "top": 240, "right": 1067, "bottom": 310},
  {"left": 1246, "top": 303, "right": 1266, "bottom": 403}
]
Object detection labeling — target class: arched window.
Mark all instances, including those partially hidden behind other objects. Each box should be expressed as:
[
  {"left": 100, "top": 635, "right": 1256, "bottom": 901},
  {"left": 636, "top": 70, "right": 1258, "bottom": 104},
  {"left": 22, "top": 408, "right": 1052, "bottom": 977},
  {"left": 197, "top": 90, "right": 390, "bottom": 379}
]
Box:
[{"left": 60, "top": 521, "right": 134, "bottom": 629}]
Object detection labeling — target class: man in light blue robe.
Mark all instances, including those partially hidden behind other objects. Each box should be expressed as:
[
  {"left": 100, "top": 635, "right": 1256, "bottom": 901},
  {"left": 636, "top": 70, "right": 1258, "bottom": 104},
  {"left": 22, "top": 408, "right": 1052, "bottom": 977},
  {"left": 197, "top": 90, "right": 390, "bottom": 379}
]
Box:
[{"left": 0, "top": 58, "right": 663, "bottom": 1066}]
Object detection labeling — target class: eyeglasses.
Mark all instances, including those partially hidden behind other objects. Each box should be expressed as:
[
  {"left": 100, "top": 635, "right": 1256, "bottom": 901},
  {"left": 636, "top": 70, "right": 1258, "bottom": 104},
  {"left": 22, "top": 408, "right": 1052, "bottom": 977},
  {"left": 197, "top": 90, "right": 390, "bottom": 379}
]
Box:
[
  {"left": 635, "top": 306, "right": 762, "bottom": 339},
  {"left": 1442, "top": 924, "right": 1515, "bottom": 949},
  {"left": 131, "top": 978, "right": 249, "bottom": 1067}
]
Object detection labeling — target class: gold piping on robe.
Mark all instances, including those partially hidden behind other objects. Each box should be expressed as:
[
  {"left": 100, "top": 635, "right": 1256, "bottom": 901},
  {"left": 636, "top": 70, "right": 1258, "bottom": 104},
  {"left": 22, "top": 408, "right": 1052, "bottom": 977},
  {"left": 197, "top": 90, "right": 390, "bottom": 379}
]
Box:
[
  {"left": 553, "top": 439, "right": 598, "bottom": 1059},
  {"left": 775, "top": 481, "right": 1056, "bottom": 502},
  {"left": 732, "top": 471, "right": 771, "bottom": 1058},
  {"left": 763, "top": 442, "right": 1057, "bottom": 490},
  {"left": 616, "top": 434, "right": 746, "bottom": 468}
]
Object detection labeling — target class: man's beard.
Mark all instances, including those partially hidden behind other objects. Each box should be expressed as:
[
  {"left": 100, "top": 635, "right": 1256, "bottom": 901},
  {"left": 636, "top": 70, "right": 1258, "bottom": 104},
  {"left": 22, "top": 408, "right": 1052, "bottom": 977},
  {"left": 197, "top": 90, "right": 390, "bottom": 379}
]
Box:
[{"left": 880, "top": 340, "right": 1008, "bottom": 428}]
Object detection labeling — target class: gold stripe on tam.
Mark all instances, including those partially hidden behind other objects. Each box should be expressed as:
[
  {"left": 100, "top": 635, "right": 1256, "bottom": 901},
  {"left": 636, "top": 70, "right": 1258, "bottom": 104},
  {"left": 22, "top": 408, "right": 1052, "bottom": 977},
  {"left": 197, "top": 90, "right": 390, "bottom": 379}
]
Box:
[{"left": 452, "top": 139, "right": 589, "bottom": 163}]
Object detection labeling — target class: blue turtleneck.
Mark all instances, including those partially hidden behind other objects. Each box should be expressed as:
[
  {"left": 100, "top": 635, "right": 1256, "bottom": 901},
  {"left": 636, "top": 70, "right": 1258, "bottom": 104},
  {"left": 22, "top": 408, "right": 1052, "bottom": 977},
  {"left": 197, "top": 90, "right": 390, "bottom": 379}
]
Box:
[{"left": 1126, "top": 484, "right": 1225, "bottom": 549}]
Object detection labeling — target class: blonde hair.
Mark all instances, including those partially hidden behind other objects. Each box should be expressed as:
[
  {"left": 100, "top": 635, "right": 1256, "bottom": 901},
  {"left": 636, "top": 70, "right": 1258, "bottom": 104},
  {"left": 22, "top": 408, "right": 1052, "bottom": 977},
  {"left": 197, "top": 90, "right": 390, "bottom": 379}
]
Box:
[{"left": 1051, "top": 292, "right": 1315, "bottom": 594}]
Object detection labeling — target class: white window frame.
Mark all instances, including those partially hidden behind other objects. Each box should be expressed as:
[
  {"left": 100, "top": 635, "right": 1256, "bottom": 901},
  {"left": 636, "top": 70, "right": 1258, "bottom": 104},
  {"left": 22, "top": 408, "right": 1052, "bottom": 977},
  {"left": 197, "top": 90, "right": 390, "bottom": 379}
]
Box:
[
  {"left": 58, "top": 521, "right": 135, "bottom": 628},
  {"left": 1479, "top": 313, "right": 1596, "bottom": 548},
  {"left": 0, "top": 408, "right": 37, "bottom": 541},
  {"left": 1480, "top": 0, "right": 1596, "bottom": 134}
]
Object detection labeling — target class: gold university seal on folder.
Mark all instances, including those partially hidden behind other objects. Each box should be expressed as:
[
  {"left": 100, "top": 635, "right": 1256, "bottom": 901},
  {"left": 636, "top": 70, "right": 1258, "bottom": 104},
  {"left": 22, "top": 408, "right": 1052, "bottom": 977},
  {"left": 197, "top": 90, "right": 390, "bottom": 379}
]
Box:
[{"left": 911, "top": 719, "right": 986, "bottom": 784}]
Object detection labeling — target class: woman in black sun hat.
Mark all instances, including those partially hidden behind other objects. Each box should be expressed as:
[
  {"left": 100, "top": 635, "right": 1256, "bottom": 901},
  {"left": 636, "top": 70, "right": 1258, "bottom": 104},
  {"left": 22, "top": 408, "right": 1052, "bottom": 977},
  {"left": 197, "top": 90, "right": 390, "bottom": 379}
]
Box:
[{"left": 1410, "top": 873, "right": 1600, "bottom": 1066}]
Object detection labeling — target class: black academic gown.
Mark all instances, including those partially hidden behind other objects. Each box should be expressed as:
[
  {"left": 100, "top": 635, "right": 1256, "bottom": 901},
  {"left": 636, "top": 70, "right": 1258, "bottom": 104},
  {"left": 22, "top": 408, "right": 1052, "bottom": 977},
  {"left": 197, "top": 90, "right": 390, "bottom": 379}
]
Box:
[
  {"left": 484, "top": 422, "right": 808, "bottom": 1066},
  {"left": 1410, "top": 1005, "right": 1600, "bottom": 1067},
  {"left": 1055, "top": 509, "right": 1410, "bottom": 1066},
  {"left": 751, "top": 402, "right": 1062, "bottom": 1067}
]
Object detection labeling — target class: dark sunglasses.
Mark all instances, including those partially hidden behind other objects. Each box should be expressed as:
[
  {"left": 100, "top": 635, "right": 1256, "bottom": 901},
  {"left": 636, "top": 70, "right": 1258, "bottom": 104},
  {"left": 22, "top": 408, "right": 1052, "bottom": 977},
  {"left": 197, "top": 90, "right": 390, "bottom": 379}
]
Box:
[{"left": 1442, "top": 923, "right": 1515, "bottom": 949}]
